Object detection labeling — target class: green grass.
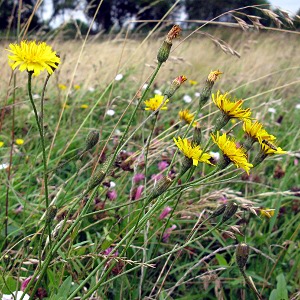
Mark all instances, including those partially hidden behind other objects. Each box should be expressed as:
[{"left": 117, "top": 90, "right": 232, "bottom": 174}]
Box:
[{"left": 0, "top": 27, "right": 300, "bottom": 300}]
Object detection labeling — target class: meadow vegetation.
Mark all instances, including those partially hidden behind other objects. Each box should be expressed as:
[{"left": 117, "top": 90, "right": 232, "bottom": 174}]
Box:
[{"left": 0, "top": 21, "right": 299, "bottom": 300}]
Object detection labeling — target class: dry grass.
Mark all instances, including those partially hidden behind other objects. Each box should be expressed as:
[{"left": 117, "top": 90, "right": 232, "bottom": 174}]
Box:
[{"left": 1, "top": 29, "right": 299, "bottom": 94}]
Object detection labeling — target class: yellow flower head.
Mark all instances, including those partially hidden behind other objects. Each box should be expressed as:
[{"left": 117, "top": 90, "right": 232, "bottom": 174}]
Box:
[
  {"left": 15, "top": 139, "right": 24, "bottom": 145},
  {"left": 174, "top": 137, "right": 213, "bottom": 166},
  {"left": 260, "top": 208, "right": 275, "bottom": 218},
  {"left": 7, "top": 40, "right": 60, "bottom": 76},
  {"left": 179, "top": 109, "right": 196, "bottom": 126},
  {"left": 243, "top": 120, "right": 276, "bottom": 144},
  {"left": 80, "top": 104, "right": 89, "bottom": 109},
  {"left": 0, "top": 141, "right": 4, "bottom": 147},
  {"left": 208, "top": 70, "right": 223, "bottom": 83},
  {"left": 58, "top": 84, "right": 67, "bottom": 90},
  {"left": 74, "top": 84, "right": 80, "bottom": 90},
  {"left": 211, "top": 132, "right": 253, "bottom": 174},
  {"left": 261, "top": 142, "right": 287, "bottom": 155},
  {"left": 144, "top": 95, "right": 169, "bottom": 111},
  {"left": 212, "top": 91, "right": 251, "bottom": 120},
  {"left": 189, "top": 80, "right": 198, "bottom": 86}
]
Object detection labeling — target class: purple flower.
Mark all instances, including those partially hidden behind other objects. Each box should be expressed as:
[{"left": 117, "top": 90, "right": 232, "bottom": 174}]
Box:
[
  {"left": 107, "top": 190, "right": 117, "bottom": 201},
  {"left": 103, "top": 247, "right": 118, "bottom": 257},
  {"left": 158, "top": 161, "right": 169, "bottom": 171},
  {"left": 151, "top": 173, "right": 163, "bottom": 181},
  {"left": 159, "top": 206, "right": 172, "bottom": 220},
  {"left": 14, "top": 205, "right": 24, "bottom": 214},
  {"left": 162, "top": 225, "right": 177, "bottom": 243},
  {"left": 133, "top": 173, "right": 145, "bottom": 183},
  {"left": 21, "top": 276, "right": 36, "bottom": 291},
  {"left": 135, "top": 185, "right": 144, "bottom": 200}
]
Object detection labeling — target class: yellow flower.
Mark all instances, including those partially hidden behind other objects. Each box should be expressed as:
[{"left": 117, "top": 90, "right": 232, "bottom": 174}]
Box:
[
  {"left": 74, "top": 84, "right": 80, "bottom": 90},
  {"left": 189, "top": 80, "right": 198, "bottom": 86},
  {"left": 58, "top": 84, "right": 67, "bottom": 90},
  {"left": 0, "top": 141, "right": 4, "bottom": 147},
  {"left": 81, "top": 104, "right": 89, "bottom": 109},
  {"left": 179, "top": 109, "right": 196, "bottom": 126},
  {"left": 261, "top": 142, "right": 287, "bottom": 155},
  {"left": 207, "top": 70, "right": 223, "bottom": 83},
  {"left": 144, "top": 95, "right": 169, "bottom": 111},
  {"left": 174, "top": 137, "right": 213, "bottom": 166},
  {"left": 260, "top": 208, "right": 275, "bottom": 218},
  {"left": 212, "top": 91, "right": 251, "bottom": 120},
  {"left": 15, "top": 139, "right": 24, "bottom": 145},
  {"left": 7, "top": 40, "right": 60, "bottom": 76},
  {"left": 211, "top": 132, "right": 253, "bottom": 174},
  {"left": 243, "top": 120, "right": 275, "bottom": 143}
]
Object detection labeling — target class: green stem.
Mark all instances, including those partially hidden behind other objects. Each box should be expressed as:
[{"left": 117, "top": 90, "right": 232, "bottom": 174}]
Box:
[
  {"left": 95, "top": 221, "right": 222, "bottom": 291},
  {"left": 22, "top": 188, "right": 97, "bottom": 300},
  {"left": 75, "top": 169, "right": 218, "bottom": 299},
  {"left": 27, "top": 72, "right": 49, "bottom": 208}
]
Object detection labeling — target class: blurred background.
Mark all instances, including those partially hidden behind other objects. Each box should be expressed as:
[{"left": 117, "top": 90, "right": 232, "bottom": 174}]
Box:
[{"left": 0, "top": 0, "right": 299, "bottom": 38}]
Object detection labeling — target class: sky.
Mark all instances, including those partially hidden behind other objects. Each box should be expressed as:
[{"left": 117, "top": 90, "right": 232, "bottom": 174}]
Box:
[{"left": 41, "top": 0, "right": 300, "bottom": 28}]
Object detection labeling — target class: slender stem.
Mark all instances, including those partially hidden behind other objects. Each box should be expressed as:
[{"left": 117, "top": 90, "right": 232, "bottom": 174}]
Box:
[
  {"left": 116, "top": 62, "right": 162, "bottom": 153},
  {"left": 22, "top": 188, "right": 97, "bottom": 300},
  {"left": 27, "top": 72, "right": 50, "bottom": 209},
  {"left": 96, "top": 221, "right": 223, "bottom": 291},
  {"left": 4, "top": 74, "right": 16, "bottom": 248},
  {"left": 139, "top": 112, "right": 159, "bottom": 298}
]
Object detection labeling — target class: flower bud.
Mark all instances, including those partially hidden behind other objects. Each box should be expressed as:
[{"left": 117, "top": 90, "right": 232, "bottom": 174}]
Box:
[
  {"left": 85, "top": 130, "right": 99, "bottom": 151},
  {"left": 149, "top": 176, "right": 173, "bottom": 200},
  {"left": 208, "top": 204, "right": 227, "bottom": 219},
  {"left": 164, "top": 75, "right": 187, "bottom": 99},
  {"left": 45, "top": 205, "right": 57, "bottom": 224},
  {"left": 192, "top": 123, "right": 202, "bottom": 146},
  {"left": 198, "top": 70, "right": 222, "bottom": 110},
  {"left": 87, "top": 155, "right": 114, "bottom": 191},
  {"left": 157, "top": 25, "right": 181, "bottom": 64},
  {"left": 157, "top": 41, "right": 172, "bottom": 64},
  {"left": 222, "top": 202, "right": 238, "bottom": 223},
  {"left": 236, "top": 243, "right": 249, "bottom": 270}
]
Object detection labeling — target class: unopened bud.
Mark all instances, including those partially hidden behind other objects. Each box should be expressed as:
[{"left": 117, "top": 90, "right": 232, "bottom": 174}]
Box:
[
  {"left": 192, "top": 123, "right": 202, "bottom": 146},
  {"left": 222, "top": 202, "right": 238, "bottom": 223},
  {"left": 157, "top": 25, "right": 181, "bottom": 64},
  {"left": 85, "top": 130, "right": 99, "bottom": 151},
  {"left": 198, "top": 70, "right": 222, "bottom": 110},
  {"left": 208, "top": 204, "right": 227, "bottom": 219},
  {"left": 46, "top": 205, "right": 57, "bottom": 224},
  {"left": 164, "top": 75, "right": 187, "bottom": 99},
  {"left": 157, "top": 41, "right": 172, "bottom": 64},
  {"left": 87, "top": 155, "right": 114, "bottom": 191},
  {"left": 149, "top": 176, "right": 173, "bottom": 200},
  {"left": 236, "top": 243, "right": 249, "bottom": 270}
]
